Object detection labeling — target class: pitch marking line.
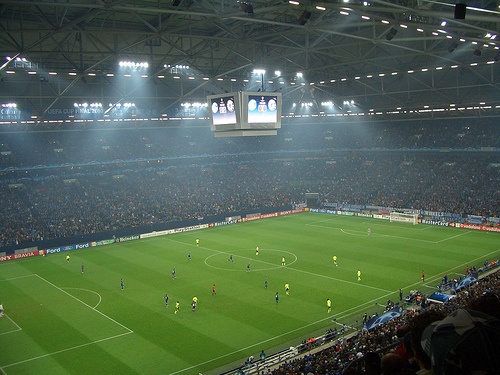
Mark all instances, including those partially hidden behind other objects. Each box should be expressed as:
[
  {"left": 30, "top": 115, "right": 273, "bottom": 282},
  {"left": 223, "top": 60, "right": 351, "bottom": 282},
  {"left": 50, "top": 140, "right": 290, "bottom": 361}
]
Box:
[
  {"left": 0, "top": 314, "right": 22, "bottom": 336},
  {"left": 204, "top": 249, "right": 298, "bottom": 272},
  {"left": 62, "top": 288, "right": 103, "bottom": 309},
  {"left": 0, "top": 275, "right": 34, "bottom": 337},
  {"left": 309, "top": 217, "right": 342, "bottom": 225},
  {"left": 166, "top": 237, "right": 299, "bottom": 269},
  {"left": 339, "top": 228, "right": 436, "bottom": 243},
  {"left": 339, "top": 227, "right": 472, "bottom": 244},
  {"left": 435, "top": 231, "right": 470, "bottom": 243},
  {"left": 2, "top": 274, "right": 37, "bottom": 282},
  {"left": 35, "top": 274, "right": 133, "bottom": 333},
  {"left": 2, "top": 331, "right": 133, "bottom": 370},
  {"left": 307, "top": 221, "right": 473, "bottom": 244},
  {"left": 286, "top": 266, "right": 391, "bottom": 293}
]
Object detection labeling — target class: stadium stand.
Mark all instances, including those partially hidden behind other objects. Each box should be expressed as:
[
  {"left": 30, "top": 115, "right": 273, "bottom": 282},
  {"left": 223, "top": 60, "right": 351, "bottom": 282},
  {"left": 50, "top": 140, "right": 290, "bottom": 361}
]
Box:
[{"left": 1, "top": 120, "right": 499, "bottom": 249}]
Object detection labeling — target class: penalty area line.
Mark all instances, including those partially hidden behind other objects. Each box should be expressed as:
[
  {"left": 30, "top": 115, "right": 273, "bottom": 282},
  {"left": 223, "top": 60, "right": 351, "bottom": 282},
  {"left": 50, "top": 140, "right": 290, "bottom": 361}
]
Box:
[
  {"left": 435, "top": 230, "right": 470, "bottom": 243},
  {"left": 35, "top": 274, "right": 133, "bottom": 333},
  {"left": 0, "top": 313, "right": 22, "bottom": 336}
]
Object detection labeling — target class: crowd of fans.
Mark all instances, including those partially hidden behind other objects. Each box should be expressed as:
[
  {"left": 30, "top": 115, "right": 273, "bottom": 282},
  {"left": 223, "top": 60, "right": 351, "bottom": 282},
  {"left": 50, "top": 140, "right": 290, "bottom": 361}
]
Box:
[
  {"left": 266, "top": 269, "right": 500, "bottom": 375},
  {"left": 0, "top": 119, "right": 499, "bottom": 249},
  {"left": 0, "top": 118, "right": 498, "bottom": 168}
]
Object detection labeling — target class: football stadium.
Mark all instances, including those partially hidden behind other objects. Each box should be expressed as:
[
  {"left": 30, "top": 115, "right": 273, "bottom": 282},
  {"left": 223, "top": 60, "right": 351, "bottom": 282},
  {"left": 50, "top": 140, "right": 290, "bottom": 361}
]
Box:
[{"left": 1, "top": 2, "right": 499, "bottom": 375}]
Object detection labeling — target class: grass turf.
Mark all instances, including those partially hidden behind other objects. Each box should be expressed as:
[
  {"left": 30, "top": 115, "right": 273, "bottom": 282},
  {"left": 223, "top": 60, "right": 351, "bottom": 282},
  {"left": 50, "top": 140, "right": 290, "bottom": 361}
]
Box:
[{"left": 0, "top": 213, "right": 498, "bottom": 375}]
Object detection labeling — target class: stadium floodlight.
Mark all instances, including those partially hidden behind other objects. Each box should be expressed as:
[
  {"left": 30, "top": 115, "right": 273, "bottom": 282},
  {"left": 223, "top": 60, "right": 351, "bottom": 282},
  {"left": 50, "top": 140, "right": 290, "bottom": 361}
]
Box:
[
  {"left": 181, "top": 102, "right": 207, "bottom": 108},
  {"left": 1, "top": 103, "right": 17, "bottom": 108},
  {"left": 253, "top": 69, "right": 266, "bottom": 75},
  {"left": 118, "top": 61, "right": 149, "bottom": 69}
]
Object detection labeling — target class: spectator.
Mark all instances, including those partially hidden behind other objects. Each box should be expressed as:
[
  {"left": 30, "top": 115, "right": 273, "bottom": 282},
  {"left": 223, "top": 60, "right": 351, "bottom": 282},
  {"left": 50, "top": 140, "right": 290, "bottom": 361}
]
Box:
[
  {"left": 363, "top": 351, "right": 381, "bottom": 375},
  {"left": 409, "top": 309, "right": 447, "bottom": 375},
  {"left": 420, "top": 308, "right": 500, "bottom": 375}
]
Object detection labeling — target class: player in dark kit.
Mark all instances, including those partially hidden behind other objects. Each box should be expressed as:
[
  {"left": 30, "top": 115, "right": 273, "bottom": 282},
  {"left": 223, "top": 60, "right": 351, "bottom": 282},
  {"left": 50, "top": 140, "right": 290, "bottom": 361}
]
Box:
[
  {"left": 164, "top": 294, "right": 169, "bottom": 308},
  {"left": 275, "top": 292, "right": 279, "bottom": 304}
]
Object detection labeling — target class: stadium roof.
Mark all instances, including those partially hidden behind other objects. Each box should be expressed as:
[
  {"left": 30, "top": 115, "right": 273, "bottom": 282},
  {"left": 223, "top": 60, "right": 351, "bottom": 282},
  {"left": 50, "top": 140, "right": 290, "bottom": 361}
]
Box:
[{"left": 1, "top": 0, "right": 499, "bottom": 122}]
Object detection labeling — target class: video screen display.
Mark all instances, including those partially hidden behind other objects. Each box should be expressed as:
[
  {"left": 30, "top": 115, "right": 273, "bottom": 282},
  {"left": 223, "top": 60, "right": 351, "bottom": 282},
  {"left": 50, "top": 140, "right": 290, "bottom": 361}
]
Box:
[
  {"left": 241, "top": 92, "right": 282, "bottom": 129},
  {"left": 209, "top": 95, "right": 238, "bottom": 126},
  {"left": 246, "top": 94, "right": 279, "bottom": 124},
  {"left": 207, "top": 92, "right": 281, "bottom": 135}
]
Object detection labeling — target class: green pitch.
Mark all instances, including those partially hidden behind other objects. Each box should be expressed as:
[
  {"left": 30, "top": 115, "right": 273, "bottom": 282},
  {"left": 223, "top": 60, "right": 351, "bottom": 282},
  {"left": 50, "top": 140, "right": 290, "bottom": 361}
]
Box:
[{"left": 1, "top": 213, "right": 498, "bottom": 375}]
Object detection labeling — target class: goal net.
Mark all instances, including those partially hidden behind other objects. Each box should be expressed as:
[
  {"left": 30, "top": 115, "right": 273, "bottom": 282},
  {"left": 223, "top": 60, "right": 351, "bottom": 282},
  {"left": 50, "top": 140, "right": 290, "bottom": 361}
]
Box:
[{"left": 390, "top": 212, "right": 419, "bottom": 225}]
